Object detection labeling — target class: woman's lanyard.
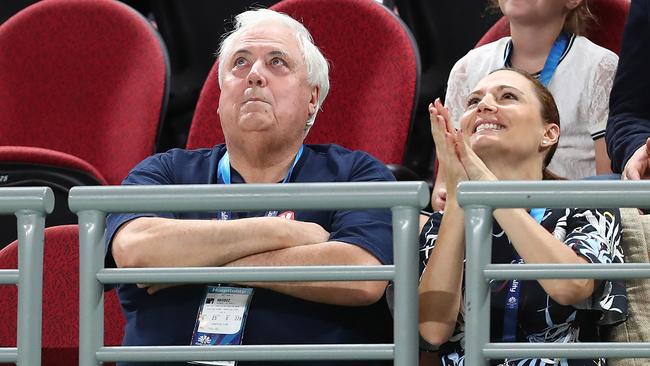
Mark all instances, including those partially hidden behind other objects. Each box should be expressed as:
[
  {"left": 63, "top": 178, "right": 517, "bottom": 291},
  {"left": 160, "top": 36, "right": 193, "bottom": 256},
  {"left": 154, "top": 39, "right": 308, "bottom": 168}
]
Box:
[
  {"left": 503, "top": 32, "right": 570, "bottom": 87},
  {"left": 502, "top": 207, "right": 546, "bottom": 342},
  {"left": 216, "top": 145, "right": 304, "bottom": 220}
]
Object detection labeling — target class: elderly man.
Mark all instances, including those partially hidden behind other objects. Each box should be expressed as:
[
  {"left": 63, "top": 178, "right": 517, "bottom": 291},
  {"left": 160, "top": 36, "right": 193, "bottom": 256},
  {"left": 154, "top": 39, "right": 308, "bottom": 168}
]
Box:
[{"left": 105, "top": 8, "right": 394, "bottom": 366}]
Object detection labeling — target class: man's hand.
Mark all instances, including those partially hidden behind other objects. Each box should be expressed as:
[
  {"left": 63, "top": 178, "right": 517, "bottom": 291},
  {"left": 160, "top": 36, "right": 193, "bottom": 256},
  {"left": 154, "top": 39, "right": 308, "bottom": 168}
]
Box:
[
  {"left": 281, "top": 219, "right": 330, "bottom": 247},
  {"left": 137, "top": 283, "right": 174, "bottom": 295},
  {"left": 623, "top": 137, "right": 650, "bottom": 180}
]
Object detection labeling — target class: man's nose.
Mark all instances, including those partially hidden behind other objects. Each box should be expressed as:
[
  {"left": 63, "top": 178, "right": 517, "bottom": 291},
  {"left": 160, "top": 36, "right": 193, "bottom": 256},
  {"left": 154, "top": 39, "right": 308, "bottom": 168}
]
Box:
[{"left": 247, "top": 60, "right": 267, "bottom": 87}]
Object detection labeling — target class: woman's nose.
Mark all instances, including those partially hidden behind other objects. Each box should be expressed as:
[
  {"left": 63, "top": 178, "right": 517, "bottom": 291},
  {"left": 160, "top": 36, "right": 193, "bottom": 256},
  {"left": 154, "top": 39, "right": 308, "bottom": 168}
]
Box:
[{"left": 477, "top": 96, "right": 497, "bottom": 113}]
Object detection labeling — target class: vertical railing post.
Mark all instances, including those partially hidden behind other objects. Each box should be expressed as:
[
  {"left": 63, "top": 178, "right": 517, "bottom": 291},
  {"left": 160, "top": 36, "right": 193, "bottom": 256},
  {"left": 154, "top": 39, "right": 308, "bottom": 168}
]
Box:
[
  {"left": 15, "top": 210, "right": 45, "bottom": 366},
  {"left": 392, "top": 206, "right": 420, "bottom": 366},
  {"left": 464, "top": 206, "right": 492, "bottom": 366},
  {"left": 78, "top": 210, "right": 106, "bottom": 366}
]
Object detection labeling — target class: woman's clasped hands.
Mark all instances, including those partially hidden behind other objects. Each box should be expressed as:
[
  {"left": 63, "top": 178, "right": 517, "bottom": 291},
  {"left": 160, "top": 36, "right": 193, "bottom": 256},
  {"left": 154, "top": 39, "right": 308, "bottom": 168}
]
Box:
[{"left": 429, "top": 98, "right": 496, "bottom": 203}]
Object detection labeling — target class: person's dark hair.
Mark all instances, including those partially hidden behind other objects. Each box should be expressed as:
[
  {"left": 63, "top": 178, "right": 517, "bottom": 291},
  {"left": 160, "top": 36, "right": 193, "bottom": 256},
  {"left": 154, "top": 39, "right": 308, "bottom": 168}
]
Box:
[
  {"left": 487, "top": 0, "right": 595, "bottom": 36},
  {"left": 487, "top": 67, "right": 563, "bottom": 180}
]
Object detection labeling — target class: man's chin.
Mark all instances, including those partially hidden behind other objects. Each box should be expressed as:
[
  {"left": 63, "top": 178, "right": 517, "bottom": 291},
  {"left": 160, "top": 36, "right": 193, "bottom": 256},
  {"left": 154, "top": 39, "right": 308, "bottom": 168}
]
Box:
[{"left": 237, "top": 118, "right": 274, "bottom": 132}]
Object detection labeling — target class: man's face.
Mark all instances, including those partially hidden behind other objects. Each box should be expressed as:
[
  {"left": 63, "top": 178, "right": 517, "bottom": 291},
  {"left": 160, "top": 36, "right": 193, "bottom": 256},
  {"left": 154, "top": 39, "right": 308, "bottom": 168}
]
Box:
[{"left": 218, "top": 23, "right": 319, "bottom": 147}]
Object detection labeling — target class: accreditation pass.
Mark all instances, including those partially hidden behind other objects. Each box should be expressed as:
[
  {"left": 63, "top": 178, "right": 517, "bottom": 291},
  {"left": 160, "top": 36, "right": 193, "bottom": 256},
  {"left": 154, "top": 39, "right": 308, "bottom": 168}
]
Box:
[{"left": 190, "top": 286, "right": 254, "bottom": 366}]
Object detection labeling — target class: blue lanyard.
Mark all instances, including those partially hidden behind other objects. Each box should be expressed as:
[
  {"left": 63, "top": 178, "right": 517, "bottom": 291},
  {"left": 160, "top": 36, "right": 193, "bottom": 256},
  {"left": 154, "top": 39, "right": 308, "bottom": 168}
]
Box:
[
  {"left": 502, "top": 208, "right": 546, "bottom": 342},
  {"left": 216, "top": 145, "right": 304, "bottom": 220},
  {"left": 504, "top": 32, "right": 570, "bottom": 87}
]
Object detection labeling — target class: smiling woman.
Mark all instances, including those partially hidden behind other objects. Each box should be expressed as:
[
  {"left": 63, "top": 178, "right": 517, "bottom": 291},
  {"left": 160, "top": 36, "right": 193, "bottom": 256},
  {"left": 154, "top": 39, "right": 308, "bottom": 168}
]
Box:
[
  {"left": 458, "top": 68, "right": 561, "bottom": 180},
  {"left": 418, "top": 68, "right": 627, "bottom": 366}
]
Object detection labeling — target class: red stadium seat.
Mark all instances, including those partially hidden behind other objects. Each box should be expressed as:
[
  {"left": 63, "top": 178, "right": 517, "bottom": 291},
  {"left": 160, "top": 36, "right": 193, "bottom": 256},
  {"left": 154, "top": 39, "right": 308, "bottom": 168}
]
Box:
[
  {"left": 0, "top": 225, "right": 125, "bottom": 366},
  {"left": 0, "top": 0, "right": 169, "bottom": 185},
  {"left": 187, "top": 0, "right": 420, "bottom": 172},
  {"left": 476, "top": 0, "right": 630, "bottom": 54},
  {"left": 0, "top": 0, "right": 169, "bottom": 247}
]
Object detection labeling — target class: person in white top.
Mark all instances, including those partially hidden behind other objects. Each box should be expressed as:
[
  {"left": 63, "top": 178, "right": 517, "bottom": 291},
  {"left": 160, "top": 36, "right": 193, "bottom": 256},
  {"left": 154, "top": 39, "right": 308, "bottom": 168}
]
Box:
[{"left": 431, "top": 0, "right": 618, "bottom": 211}]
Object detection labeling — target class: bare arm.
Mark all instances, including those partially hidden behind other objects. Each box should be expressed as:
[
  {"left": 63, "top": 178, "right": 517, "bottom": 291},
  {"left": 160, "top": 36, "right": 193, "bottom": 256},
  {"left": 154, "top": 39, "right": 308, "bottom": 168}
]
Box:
[
  {"left": 594, "top": 138, "right": 612, "bottom": 175},
  {"left": 111, "top": 216, "right": 329, "bottom": 268},
  {"left": 223, "top": 241, "right": 388, "bottom": 306},
  {"left": 418, "top": 203, "right": 465, "bottom": 346},
  {"left": 419, "top": 99, "right": 469, "bottom": 345},
  {"left": 492, "top": 209, "right": 594, "bottom": 305}
]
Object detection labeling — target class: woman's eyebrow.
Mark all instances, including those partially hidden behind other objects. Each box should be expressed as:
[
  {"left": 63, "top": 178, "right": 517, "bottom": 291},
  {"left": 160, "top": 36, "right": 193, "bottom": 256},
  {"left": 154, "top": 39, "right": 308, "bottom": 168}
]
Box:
[
  {"left": 468, "top": 85, "right": 524, "bottom": 97},
  {"left": 494, "top": 85, "right": 523, "bottom": 94}
]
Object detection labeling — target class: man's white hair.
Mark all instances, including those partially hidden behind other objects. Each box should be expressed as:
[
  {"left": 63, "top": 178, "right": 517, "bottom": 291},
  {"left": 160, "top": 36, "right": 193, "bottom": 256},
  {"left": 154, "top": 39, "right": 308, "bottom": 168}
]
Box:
[{"left": 217, "top": 9, "right": 330, "bottom": 132}]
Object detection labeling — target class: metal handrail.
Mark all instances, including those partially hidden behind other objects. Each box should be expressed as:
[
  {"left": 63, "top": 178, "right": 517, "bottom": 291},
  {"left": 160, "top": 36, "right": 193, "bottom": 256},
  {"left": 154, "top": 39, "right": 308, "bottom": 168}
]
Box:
[
  {"left": 0, "top": 187, "right": 54, "bottom": 366},
  {"left": 457, "top": 180, "right": 650, "bottom": 365},
  {"left": 69, "top": 182, "right": 429, "bottom": 366}
]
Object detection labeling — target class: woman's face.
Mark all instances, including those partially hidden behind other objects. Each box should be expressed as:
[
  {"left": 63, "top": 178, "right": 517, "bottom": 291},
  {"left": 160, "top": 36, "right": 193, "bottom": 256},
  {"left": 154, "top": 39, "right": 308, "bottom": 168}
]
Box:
[{"left": 459, "top": 70, "right": 556, "bottom": 164}]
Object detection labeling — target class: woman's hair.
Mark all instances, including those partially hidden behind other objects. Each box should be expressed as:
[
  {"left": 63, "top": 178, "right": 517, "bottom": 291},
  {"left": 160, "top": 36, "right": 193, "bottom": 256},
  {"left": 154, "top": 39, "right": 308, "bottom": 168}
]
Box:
[
  {"left": 487, "top": 0, "right": 595, "bottom": 36},
  {"left": 487, "top": 67, "right": 563, "bottom": 180}
]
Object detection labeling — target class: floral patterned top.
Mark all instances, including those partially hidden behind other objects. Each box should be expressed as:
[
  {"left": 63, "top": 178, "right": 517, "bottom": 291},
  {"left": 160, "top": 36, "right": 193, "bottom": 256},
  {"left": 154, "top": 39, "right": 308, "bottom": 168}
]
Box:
[{"left": 419, "top": 208, "right": 627, "bottom": 366}]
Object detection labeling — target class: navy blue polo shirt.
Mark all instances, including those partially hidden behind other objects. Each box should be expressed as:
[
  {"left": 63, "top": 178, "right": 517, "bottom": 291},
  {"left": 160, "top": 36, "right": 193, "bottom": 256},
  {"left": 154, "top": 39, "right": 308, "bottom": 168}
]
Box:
[{"left": 105, "top": 144, "right": 395, "bottom": 366}]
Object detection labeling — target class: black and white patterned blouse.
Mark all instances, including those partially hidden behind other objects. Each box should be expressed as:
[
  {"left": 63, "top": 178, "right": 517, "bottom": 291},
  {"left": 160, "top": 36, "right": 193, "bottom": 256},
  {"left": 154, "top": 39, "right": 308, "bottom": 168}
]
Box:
[{"left": 419, "top": 207, "right": 627, "bottom": 366}]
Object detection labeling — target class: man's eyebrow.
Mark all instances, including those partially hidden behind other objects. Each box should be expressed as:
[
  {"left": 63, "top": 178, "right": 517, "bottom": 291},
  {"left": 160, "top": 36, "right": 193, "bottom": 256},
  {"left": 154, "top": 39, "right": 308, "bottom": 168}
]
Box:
[
  {"left": 232, "top": 49, "right": 252, "bottom": 56},
  {"left": 231, "top": 49, "right": 291, "bottom": 58},
  {"left": 268, "top": 50, "right": 289, "bottom": 57}
]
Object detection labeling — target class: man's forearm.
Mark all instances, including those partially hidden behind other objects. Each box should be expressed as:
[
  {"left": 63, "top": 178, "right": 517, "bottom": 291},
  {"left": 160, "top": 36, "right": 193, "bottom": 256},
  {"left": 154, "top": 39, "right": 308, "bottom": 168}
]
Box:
[
  {"left": 606, "top": 0, "right": 650, "bottom": 173},
  {"left": 224, "top": 241, "right": 388, "bottom": 306},
  {"left": 111, "top": 216, "right": 328, "bottom": 268}
]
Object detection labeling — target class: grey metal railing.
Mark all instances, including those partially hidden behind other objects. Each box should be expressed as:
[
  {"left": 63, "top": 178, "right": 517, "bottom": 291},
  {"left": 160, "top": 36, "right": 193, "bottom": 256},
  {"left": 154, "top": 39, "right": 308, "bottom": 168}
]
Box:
[
  {"left": 68, "top": 182, "right": 429, "bottom": 366},
  {"left": 0, "top": 187, "right": 54, "bottom": 366},
  {"left": 457, "top": 180, "right": 650, "bottom": 366}
]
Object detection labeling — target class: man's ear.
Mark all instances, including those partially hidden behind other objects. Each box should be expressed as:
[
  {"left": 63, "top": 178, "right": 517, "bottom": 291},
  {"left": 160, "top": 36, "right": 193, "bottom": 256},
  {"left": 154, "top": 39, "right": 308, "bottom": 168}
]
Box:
[
  {"left": 308, "top": 86, "right": 320, "bottom": 116},
  {"left": 541, "top": 123, "right": 560, "bottom": 147}
]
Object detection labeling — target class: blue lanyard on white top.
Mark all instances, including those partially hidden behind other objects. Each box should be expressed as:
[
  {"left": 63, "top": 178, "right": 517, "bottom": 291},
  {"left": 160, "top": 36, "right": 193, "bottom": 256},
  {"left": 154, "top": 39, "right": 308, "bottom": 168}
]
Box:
[
  {"left": 504, "top": 32, "right": 570, "bottom": 87},
  {"left": 502, "top": 207, "right": 546, "bottom": 342},
  {"left": 216, "top": 145, "right": 304, "bottom": 220}
]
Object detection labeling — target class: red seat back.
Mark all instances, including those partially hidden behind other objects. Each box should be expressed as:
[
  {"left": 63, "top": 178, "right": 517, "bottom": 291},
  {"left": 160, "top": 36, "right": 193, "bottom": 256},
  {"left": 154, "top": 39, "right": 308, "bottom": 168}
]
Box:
[
  {"left": 187, "top": 0, "right": 419, "bottom": 165},
  {"left": 0, "top": 225, "right": 125, "bottom": 366},
  {"left": 0, "top": 0, "right": 169, "bottom": 185}
]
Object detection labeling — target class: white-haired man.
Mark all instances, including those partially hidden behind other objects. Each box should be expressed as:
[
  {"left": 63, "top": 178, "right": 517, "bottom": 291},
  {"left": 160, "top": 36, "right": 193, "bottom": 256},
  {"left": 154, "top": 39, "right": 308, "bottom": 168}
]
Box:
[{"left": 105, "top": 9, "right": 394, "bottom": 366}]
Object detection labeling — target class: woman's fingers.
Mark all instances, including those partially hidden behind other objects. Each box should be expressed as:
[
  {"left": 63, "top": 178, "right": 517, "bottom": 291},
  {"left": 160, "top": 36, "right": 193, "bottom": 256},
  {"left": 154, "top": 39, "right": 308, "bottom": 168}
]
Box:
[
  {"left": 430, "top": 104, "right": 449, "bottom": 150},
  {"left": 428, "top": 103, "right": 441, "bottom": 136},
  {"left": 454, "top": 130, "right": 470, "bottom": 163},
  {"left": 454, "top": 130, "right": 495, "bottom": 181},
  {"left": 430, "top": 100, "right": 469, "bottom": 185},
  {"left": 437, "top": 116, "right": 457, "bottom": 158},
  {"left": 434, "top": 98, "right": 455, "bottom": 135}
]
